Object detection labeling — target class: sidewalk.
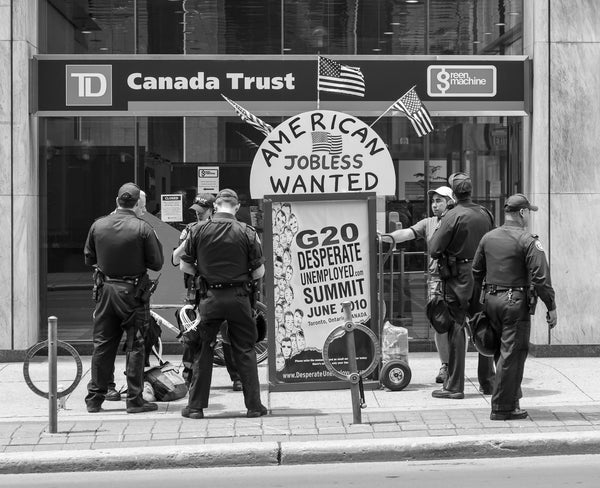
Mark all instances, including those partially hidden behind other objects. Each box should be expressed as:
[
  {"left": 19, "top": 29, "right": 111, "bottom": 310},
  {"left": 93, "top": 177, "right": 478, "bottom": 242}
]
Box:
[{"left": 1, "top": 352, "right": 600, "bottom": 473}]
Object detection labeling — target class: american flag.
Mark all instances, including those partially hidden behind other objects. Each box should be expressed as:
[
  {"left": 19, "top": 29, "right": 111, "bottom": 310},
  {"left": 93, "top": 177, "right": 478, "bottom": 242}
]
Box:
[
  {"left": 392, "top": 87, "right": 434, "bottom": 137},
  {"left": 312, "top": 132, "right": 343, "bottom": 155},
  {"left": 318, "top": 56, "right": 365, "bottom": 98},
  {"left": 221, "top": 95, "right": 273, "bottom": 136}
]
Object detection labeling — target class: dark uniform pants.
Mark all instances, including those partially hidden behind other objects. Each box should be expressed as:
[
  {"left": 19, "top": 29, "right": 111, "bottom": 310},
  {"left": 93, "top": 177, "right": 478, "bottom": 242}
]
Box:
[
  {"left": 182, "top": 321, "right": 240, "bottom": 387},
  {"left": 443, "top": 262, "right": 495, "bottom": 393},
  {"left": 485, "top": 289, "right": 530, "bottom": 412},
  {"left": 187, "top": 287, "right": 261, "bottom": 411},
  {"left": 86, "top": 282, "right": 147, "bottom": 408}
]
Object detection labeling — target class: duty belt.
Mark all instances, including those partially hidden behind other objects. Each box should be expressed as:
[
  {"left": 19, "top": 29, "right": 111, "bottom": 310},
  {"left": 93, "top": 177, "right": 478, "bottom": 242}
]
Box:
[
  {"left": 207, "top": 281, "right": 248, "bottom": 289},
  {"left": 104, "top": 275, "right": 142, "bottom": 285},
  {"left": 456, "top": 258, "right": 472, "bottom": 263},
  {"left": 485, "top": 284, "right": 526, "bottom": 293}
]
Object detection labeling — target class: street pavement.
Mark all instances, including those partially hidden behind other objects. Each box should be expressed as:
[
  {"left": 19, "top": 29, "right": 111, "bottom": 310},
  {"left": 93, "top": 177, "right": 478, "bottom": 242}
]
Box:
[{"left": 1, "top": 352, "right": 600, "bottom": 473}]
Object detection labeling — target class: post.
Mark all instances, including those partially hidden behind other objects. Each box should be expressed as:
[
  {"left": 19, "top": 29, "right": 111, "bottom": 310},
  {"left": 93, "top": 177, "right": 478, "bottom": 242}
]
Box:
[
  {"left": 341, "top": 301, "right": 361, "bottom": 424},
  {"left": 48, "top": 316, "right": 58, "bottom": 433}
]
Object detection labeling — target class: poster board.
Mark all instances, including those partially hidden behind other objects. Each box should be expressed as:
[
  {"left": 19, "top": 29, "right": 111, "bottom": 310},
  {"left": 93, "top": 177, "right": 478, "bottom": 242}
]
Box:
[
  {"left": 264, "top": 193, "right": 379, "bottom": 391},
  {"left": 160, "top": 194, "right": 183, "bottom": 222}
]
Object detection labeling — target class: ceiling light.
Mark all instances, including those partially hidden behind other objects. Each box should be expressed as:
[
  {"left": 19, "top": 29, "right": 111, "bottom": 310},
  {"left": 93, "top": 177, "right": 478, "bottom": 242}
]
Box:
[
  {"left": 484, "top": 32, "right": 492, "bottom": 35},
  {"left": 81, "top": 30, "right": 92, "bottom": 34},
  {"left": 390, "top": 22, "right": 400, "bottom": 26},
  {"left": 473, "top": 40, "right": 480, "bottom": 44},
  {"left": 283, "top": 48, "right": 292, "bottom": 51},
  {"left": 495, "top": 22, "right": 505, "bottom": 26},
  {"left": 383, "top": 31, "right": 393, "bottom": 35},
  {"left": 99, "top": 47, "right": 108, "bottom": 51},
  {"left": 405, "top": 0, "right": 419, "bottom": 3},
  {"left": 509, "top": 12, "right": 520, "bottom": 16}
]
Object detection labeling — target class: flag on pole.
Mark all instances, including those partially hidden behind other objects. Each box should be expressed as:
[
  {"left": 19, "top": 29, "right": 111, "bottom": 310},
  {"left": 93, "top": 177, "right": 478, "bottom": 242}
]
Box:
[
  {"left": 221, "top": 94, "right": 273, "bottom": 136},
  {"left": 392, "top": 86, "right": 434, "bottom": 137},
  {"left": 311, "top": 132, "right": 343, "bottom": 155},
  {"left": 318, "top": 56, "right": 365, "bottom": 97},
  {"left": 236, "top": 131, "right": 259, "bottom": 149}
]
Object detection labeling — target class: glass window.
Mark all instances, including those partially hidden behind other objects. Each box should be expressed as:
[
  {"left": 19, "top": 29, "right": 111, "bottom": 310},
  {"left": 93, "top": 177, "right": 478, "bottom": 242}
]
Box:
[{"left": 39, "top": 0, "right": 522, "bottom": 55}]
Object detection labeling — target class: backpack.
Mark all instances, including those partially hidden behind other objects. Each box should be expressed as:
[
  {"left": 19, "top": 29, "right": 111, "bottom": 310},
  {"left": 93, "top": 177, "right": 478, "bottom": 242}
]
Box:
[{"left": 144, "top": 349, "right": 188, "bottom": 402}]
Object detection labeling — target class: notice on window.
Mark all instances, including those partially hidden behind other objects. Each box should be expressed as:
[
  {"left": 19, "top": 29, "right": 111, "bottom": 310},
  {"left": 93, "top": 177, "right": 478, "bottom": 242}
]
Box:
[
  {"left": 197, "top": 167, "right": 220, "bottom": 192},
  {"left": 160, "top": 194, "right": 183, "bottom": 222}
]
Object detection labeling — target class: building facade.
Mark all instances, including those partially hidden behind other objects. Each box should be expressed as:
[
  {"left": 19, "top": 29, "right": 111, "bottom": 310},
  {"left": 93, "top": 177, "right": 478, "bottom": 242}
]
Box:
[{"left": 0, "top": 0, "right": 598, "bottom": 358}]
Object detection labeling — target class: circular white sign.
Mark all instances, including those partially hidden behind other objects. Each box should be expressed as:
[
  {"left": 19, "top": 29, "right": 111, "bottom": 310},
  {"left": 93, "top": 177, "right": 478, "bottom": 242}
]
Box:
[{"left": 250, "top": 110, "right": 396, "bottom": 198}]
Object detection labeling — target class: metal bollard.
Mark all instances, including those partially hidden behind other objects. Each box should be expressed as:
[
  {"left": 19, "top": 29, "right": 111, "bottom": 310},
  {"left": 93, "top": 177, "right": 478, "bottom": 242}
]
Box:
[
  {"left": 341, "top": 302, "right": 363, "bottom": 424},
  {"left": 48, "top": 316, "right": 58, "bottom": 433}
]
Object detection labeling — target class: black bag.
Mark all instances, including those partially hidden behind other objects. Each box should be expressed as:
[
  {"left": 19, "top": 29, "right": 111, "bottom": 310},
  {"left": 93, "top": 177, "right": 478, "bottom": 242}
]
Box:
[{"left": 144, "top": 351, "right": 188, "bottom": 402}]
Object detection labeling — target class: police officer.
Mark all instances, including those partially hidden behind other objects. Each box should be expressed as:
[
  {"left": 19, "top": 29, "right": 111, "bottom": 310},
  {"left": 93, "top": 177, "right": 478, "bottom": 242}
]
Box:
[
  {"left": 473, "top": 193, "right": 557, "bottom": 420},
  {"left": 179, "top": 188, "right": 267, "bottom": 419},
  {"left": 428, "top": 173, "right": 495, "bottom": 399},
  {"left": 173, "top": 193, "right": 243, "bottom": 392},
  {"left": 84, "top": 183, "right": 164, "bottom": 414}
]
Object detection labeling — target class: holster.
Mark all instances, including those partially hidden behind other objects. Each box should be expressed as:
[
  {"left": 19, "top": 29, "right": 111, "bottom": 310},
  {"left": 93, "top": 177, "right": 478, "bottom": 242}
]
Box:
[
  {"left": 92, "top": 267, "right": 105, "bottom": 302},
  {"left": 437, "top": 255, "right": 457, "bottom": 280},
  {"left": 248, "top": 280, "right": 259, "bottom": 309},
  {"left": 528, "top": 284, "right": 538, "bottom": 315},
  {"left": 133, "top": 274, "right": 154, "bottom": 303}
]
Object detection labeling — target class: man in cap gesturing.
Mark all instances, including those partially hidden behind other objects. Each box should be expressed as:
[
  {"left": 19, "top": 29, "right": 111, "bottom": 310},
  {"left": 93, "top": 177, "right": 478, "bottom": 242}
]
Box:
[
  {"left": 473, "top": 194, "right": 557, "bottom": 420},
  {"left": 428, "top": 173, "right": 495, "bottom": 399}
]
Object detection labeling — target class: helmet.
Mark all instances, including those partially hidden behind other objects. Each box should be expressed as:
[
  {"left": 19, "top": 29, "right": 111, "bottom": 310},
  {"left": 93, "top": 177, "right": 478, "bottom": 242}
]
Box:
[
  {"left": 469, "top": 312, "right": 499, "bottom": 357},
  {"left": 425, "top": 296, "right": 452, "bottom": 334},
  {"left": 176, "top": 305, "right": 201, "bottom": 335}
]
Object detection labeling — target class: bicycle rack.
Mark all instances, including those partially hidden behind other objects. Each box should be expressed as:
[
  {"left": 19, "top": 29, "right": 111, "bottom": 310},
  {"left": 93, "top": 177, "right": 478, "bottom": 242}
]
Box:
[{"left": 322, "top": 302, "right": 381, "bottom": 424}]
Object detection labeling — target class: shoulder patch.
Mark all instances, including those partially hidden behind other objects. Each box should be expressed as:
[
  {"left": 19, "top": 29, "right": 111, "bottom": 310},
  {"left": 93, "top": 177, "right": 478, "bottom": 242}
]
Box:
[{"left": 534, "top": 240, "right": 544, "bottom": 252}]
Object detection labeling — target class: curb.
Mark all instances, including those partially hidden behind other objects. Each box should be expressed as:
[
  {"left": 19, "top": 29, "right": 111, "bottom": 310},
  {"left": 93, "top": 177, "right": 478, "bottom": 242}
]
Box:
[
  {"left": 0, "top": 442, "right": 280, "bottom": 474},
  {"left": 3, "top": 431, "right": 600, "bottom": 474}
]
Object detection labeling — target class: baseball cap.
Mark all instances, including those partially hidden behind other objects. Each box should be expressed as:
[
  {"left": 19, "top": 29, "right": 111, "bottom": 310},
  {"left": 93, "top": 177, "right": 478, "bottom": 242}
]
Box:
[
  {"left": 117, "top": 182, "right": 141, "bottom": 202},
  {"left": 190, "top": 193, "right": 215, "bottom": 212},
  {"left": 216, "top": 188, "right": 239, "bottom": 204},
  {"left": 427, "top": 185, "right": 455, "bottom": 202},
  {"left": 448, "top": 172, "right": 473, "bottom": 194},
  {"left": 504, "top": 193, "right": 539, "bottom": 212}
]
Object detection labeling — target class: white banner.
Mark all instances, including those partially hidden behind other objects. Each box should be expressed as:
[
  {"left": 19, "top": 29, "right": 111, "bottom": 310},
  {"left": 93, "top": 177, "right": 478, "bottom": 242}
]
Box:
[{"left": 250, "top": 110, "right": 396, "bottom": 198}]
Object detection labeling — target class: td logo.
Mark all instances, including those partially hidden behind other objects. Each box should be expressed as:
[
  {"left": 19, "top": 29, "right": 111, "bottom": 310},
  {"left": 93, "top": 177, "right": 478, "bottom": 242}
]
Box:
[{"left": 66, "top": 65, "right": 112, "bottom": 106}]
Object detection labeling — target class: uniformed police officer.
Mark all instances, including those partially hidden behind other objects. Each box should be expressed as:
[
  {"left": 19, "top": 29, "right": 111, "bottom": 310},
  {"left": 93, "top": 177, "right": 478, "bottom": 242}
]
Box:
[
  {"left": 428, "top": 173, "right": 496, "bottom": 399},
  {"left": 179, "top": 188, "right": 267, "bottom": 419},
  {"left": 84, "top": 183, "right": 164, "bottom": 414},
  {"left": 473, "top": 193, "right": 557, "bottom": 420},
  {"left": 173, "top": 193, "right": 243, "bottom": 392}
]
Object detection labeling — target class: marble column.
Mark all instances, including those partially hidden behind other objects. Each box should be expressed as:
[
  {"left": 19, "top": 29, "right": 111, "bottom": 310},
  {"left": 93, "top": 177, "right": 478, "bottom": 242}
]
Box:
[
  {"left": 0, "top": 0, "right": 39, "bottom": 355},
  {"left": 525, "top": 0, "right": 600, "bottom": 350}
]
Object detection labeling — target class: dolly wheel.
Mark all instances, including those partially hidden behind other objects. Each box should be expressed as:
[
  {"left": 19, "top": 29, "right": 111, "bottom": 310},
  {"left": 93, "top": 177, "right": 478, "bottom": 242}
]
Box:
[{"left": 380, "top": 360, "right": 411, "bottom": 391}]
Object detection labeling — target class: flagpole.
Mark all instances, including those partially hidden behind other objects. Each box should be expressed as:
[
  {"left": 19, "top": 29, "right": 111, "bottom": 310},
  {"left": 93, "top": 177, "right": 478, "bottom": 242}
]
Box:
[
  {"left": 369, "top": 100, "right": 396, "bottom": 128},
  {"left": 317, "top": 55, "right": 320, "bottom": 110}
]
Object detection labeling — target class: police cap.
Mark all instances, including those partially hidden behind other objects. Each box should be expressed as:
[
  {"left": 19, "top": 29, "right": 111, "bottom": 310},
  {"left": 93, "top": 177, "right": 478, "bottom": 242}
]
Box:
[
  {"left": 216, "top": 188, "right": 239, "bottom": 205},
  {"left": 425, "top": 295, "right": 452, "bottom": 334},
  {"left": 117, "top": 182, "right": 141, "bottom": 203},
  {"left": 468, "top": 312, "right": 499, "bottom": 357},
  {"left": 448, "top": 172, "right": 473, "bottom": 195},
  {"left": 190, "top": 193, "right": 215, "bottom": 212},
  {"left": 504, "top": 193, "right": 539, "bottom": 212}
]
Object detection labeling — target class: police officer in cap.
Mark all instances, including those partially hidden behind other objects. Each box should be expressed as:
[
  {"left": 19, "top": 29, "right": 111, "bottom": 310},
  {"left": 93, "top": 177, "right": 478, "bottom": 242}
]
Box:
[
  {"left": 173, "top": 193, "right": 243, "bottom": 392},
  {"left": 473, "top": 193, "right": 557, "bottom": 420},
  {"left": 428, "top": 172, "right": 495, "bottom": 399},
  {"left": 84, "top": 183, "right": 164, "bottom": 413},
  {"left": 179, "top": 188, "right": 267, "bottom": 419}
]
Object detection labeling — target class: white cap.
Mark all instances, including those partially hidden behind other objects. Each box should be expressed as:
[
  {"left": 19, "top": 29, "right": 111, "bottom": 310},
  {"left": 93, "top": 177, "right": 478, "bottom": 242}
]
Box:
[{"left": 427, "top": 185, "right": 455, "bottom": 203}]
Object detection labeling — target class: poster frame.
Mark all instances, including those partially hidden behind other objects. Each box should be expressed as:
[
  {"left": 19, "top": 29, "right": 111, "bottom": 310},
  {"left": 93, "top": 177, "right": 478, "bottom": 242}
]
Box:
[{"left": 263, "top": 192, "right": 380, "bottom": 392}]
